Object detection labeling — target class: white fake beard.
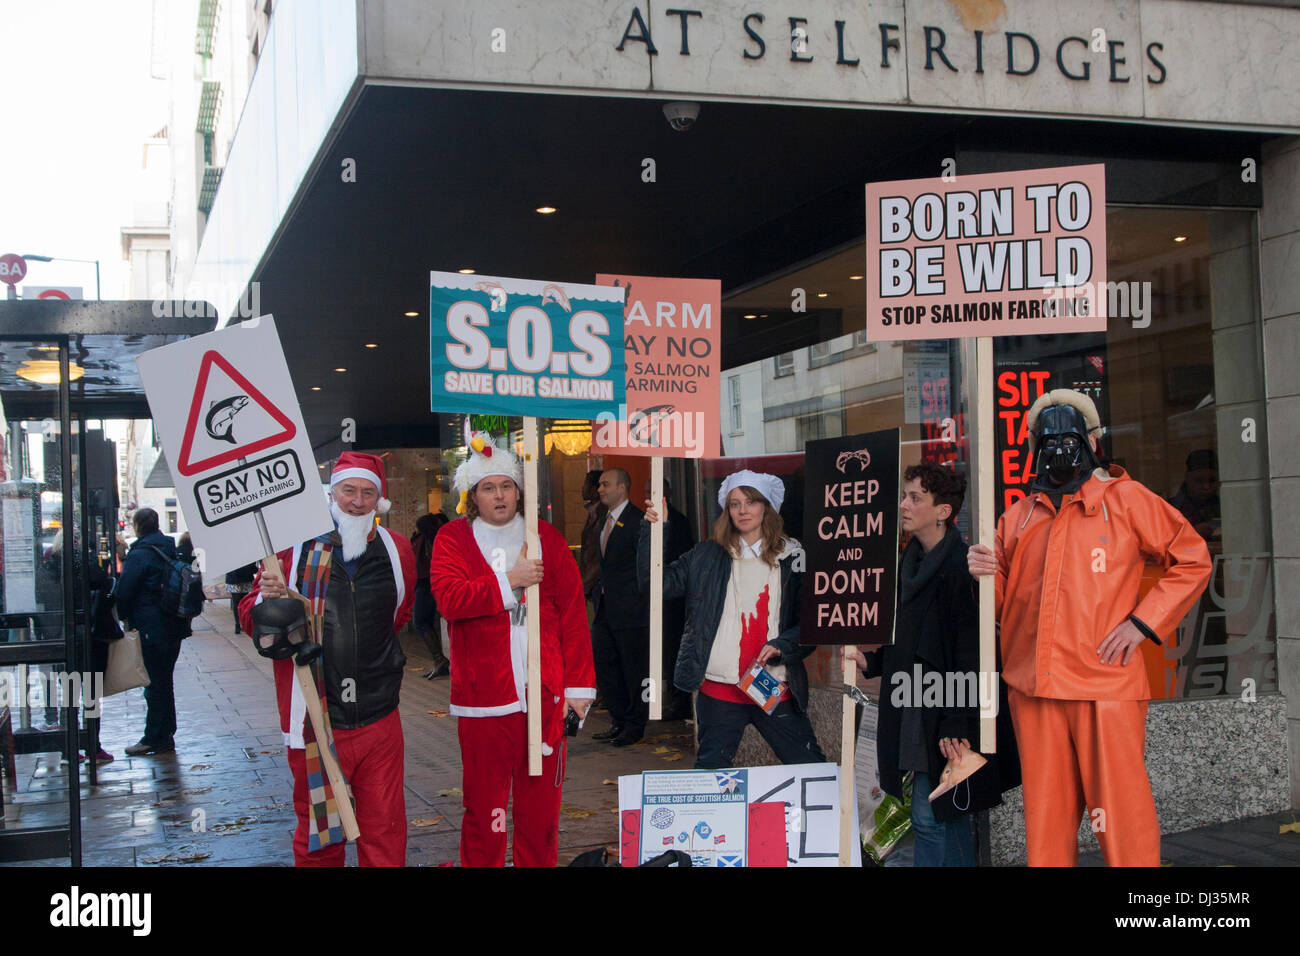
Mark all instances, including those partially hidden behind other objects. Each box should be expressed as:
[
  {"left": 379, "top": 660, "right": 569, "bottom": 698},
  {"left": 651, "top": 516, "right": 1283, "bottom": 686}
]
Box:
[{"left": 330, "top": 500, "right": 376, "bottom": 561}]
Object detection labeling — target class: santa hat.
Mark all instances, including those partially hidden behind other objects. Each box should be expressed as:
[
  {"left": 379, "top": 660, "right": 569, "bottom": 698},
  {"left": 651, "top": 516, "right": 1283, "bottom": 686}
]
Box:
[
  {"left": 330, "top": 452, "right": 391, "bottom": 514},
  {"left": 1026, "top": 388, "right": 1102, "bottom": 455},
  {"left": 453, "top": 420, "right": 523, "bottom": 515},
  {"left": 717, "top": 469, "right": 785, "bottom": 513}
]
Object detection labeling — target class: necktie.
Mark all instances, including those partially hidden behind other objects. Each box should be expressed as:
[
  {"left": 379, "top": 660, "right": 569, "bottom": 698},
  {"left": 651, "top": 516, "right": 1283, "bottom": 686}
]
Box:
[{"left": 601, "top": 512, "right": 615, "bottom": 556}]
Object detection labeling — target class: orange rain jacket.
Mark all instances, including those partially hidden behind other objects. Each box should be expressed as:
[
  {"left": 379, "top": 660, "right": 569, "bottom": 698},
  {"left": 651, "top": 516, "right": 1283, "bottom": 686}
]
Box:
[{"left": 995, "top": 466, "right": 1211, "bottom": 701}]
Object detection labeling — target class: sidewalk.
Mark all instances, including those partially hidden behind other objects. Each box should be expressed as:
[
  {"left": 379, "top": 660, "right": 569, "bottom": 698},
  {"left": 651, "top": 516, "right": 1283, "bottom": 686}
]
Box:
[{"left": 4, "top": 601, "right": 1298, "bottom": 866}]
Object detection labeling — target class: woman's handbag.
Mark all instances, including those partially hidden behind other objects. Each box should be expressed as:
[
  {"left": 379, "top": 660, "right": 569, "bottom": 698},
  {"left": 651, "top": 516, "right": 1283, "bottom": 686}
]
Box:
[
  {"left": 103, "top": 631, "right": 150, "bottom": 696},
  {"left": 90, "top": 578, "right": 124, "bottom": 643}
]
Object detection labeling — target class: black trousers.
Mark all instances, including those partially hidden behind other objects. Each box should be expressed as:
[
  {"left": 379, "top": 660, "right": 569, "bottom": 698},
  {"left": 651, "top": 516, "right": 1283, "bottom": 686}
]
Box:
[
  {"left": 694, "top": 694, "right": 826, "bottom": 769},
  {"left": 591, "top": 609, "right": 649, "bottom": 734}
]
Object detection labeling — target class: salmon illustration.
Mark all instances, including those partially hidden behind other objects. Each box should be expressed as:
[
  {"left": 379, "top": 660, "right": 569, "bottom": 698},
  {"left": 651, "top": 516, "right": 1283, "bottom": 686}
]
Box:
[
  {"left": 541, "top": 284, "right": 571, "bottom": 312},
  {"left": 629, "top": 404, "right": 675, "bottom": 445},
  {"left": 205, "top": 395, "right": 250, "bottom": 445},
  {"left": 474, "top": 280, "right": 508, "bottom": 312}
]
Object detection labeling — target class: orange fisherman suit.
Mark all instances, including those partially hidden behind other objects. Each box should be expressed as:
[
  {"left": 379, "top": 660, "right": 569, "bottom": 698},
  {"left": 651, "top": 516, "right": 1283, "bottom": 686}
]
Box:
[{"left": 995, "top": 465, "right": 1211, "bottom": 866}]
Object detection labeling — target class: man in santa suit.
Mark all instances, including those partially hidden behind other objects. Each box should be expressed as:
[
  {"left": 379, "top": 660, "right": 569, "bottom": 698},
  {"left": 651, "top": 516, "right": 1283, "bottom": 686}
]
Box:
[
  {"left": 432, "top": 429, "right": 595, "bottom": 866},
  {"left": 240, "top": 452, "right": 415, "bottom": 866}
]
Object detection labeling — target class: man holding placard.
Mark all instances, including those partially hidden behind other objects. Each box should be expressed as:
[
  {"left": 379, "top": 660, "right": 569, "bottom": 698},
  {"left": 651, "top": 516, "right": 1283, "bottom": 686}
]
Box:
[
  {"left": 240, "top": 453, "right": 416, "bottom": 866},
  {"left": 968, "top": 389, "right": 1210, "bottom": 866},
  {"left": 432, "top": 428, "right": 595, "bottom": 866}
]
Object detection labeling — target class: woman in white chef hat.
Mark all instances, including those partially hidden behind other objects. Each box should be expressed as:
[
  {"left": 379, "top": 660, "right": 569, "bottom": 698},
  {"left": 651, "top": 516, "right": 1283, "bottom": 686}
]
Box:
[{"left": 641, "top": 470, "right": 825, "bottom": 768}]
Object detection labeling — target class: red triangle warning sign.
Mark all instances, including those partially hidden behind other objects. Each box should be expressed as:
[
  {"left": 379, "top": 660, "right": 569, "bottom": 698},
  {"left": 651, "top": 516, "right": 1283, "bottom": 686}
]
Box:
[{"left": 175, "top": 351, "right": 297, "bottom": 477}]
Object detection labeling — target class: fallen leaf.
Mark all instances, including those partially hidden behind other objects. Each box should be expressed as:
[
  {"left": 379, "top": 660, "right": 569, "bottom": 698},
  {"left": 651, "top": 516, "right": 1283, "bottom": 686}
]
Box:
[
  {"left": 188, "top": 764, "right": 212, "bottom": 771},
  {"left": 562, "top": 808, "right": 595, "bottom": 819},
  {"left": 407, "top": 666, "right": 426, "bottom": 672},
  {"left": 660, "top": 753, "right": 683, "bottom": 762},
  {"left": 183, "top": 787, "right": 212, "bottom": 796},
  {"left": 141, "top": 849, "right": 212, "bottom": 865},
  {"left": 259, "top": 749, "right": 281, "bottom": 755},
  {"left": 152, "top": 798, "right": 176, "bottom": 807},
  {"left": 411, "top": 816, "right": 444, "bottom": 828},
  {"left": 601, "top": 779, "right": 616, "bottom": 786},
  {"left": 435, "top": 787, "right": 462, "bottom": 797},
  {"left": 651, "top": 746, "right": 674, "bottom": 754},
  {"left": 1280, "top": 821, "right": 1300, "bottom": 835},
  {"left": 426, "top": 710, "right": 449, "bottom": 718}
]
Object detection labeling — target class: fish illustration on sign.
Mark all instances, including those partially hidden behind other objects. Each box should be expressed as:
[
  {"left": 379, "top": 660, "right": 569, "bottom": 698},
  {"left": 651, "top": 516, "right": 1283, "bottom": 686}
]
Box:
[
  {"left": 474, "top": 280, "right": 508, "bottom": 312},
  {"left": 629, "top": 404, "right": 675, "bottom": 445},
  {"left": 205, "top": 395, "right": 250, "bottom": 445},
  {"left": 540, "top": 283, "right": 571, "bottom": 313}
]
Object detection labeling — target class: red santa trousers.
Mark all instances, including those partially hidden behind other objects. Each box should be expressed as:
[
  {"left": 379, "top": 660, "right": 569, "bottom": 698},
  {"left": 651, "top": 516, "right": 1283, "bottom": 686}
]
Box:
[
  {"left": 288, "top": 708, "right": 407, "bottom": 867},
  {"left": 1008, "top": 689, "right": 1160, "bottom": 866},
  {"left": 458, "top": 704, "right": 566, "bottom": 867}
]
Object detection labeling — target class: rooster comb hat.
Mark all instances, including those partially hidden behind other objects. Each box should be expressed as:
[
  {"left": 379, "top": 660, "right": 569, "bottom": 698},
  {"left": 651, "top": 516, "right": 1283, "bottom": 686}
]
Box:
[{"left": 453, "top": 419, "right": 523, "bottom": 515}]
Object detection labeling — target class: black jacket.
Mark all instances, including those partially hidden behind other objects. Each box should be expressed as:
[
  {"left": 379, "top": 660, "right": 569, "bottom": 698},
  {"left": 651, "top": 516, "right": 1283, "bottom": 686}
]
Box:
[
  {"left": 115, "top": 532, "right": 189, "bottom": 641},
  {"left": 596, "top": 502, "right": 649, "bottom": 629},
  {"left": 638, "top": 526, "right": 814, "bottom": 714},
  {"left": 865, "top": 529, "right": 1020, "bottom": 822},
  {"left": 294, "top": 533, "right": 407, "bottom": 731}
]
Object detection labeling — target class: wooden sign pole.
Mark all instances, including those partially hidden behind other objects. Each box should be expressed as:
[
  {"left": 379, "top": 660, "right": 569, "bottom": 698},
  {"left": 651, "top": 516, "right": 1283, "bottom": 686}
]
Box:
[
  {"left": 838, "top": 654, "right": 857, "bottom": 867},
  {"left": 976, "top": 337, "right": 997, "bottom": 754},
  {"left": 523, "top": 417, "right": 543, "bottom": 776},
  {"left": 648, "top": 457, "right": 664, "bottom": 722}
]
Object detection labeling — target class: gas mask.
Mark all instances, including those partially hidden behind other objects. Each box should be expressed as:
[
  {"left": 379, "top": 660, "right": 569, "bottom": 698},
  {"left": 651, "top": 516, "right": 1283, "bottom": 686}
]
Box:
[
  {"left": 1034, "top": 405, "right": 1099, "bottom": 484},
  {"left": 250, "top": 597, "right": 322, "bottom": 665}
]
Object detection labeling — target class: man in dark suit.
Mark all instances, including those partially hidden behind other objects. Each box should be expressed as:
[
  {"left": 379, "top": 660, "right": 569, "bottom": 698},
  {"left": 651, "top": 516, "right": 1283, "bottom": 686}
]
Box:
[
  {"left": 645, "top": 477, "right": 694, "bottom": 721},
  {"left": 591, "top": 468, "right": 649, "bottom": 746}
]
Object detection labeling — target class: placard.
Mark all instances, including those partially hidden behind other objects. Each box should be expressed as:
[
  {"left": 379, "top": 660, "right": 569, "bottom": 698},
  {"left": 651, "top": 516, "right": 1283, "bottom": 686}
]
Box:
[
  {"left": 866, "top": 164, "right": 1108, "bottom": 341},
  {"left": 800, "top": 429, "right": 900, "bottom": 646},
  {"left": 591, "top": 273, "right": 721, "bottom": 458},
  {"left": 639, "top": 769, "right": 748, "bottom": 866},
  {"left": 429, "top": 271, "right": 626, "bottom": 418}
]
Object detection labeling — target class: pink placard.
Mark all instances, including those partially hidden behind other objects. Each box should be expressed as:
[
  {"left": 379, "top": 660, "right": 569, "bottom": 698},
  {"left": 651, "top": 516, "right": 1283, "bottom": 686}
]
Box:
[{"left": 865, "top": 164, "right": 1107, "bottom": 341}]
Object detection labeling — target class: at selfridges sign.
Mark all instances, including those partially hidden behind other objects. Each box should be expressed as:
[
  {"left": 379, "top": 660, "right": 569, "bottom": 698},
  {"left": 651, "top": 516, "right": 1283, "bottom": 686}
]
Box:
[{"left": 368, "top": 1, "right": 1297, "bottom": 130}]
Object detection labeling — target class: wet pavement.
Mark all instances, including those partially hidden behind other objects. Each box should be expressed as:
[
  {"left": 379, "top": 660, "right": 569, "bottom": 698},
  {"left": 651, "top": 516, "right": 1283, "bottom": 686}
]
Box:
[{"left": 4, "top": 600, "right": 1298, "bottom": 867}]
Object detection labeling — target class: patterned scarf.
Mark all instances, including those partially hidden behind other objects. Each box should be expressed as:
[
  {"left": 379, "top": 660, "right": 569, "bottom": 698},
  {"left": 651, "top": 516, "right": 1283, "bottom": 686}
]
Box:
[{"left": 299, "top": 539, "right": 355, "bottom": 851}]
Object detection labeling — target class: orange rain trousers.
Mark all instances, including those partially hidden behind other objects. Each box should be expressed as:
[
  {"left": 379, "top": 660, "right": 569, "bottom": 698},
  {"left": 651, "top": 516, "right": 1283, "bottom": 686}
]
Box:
[{"left": 1009, "top": 689, "right": 1160, "bottom": 866}]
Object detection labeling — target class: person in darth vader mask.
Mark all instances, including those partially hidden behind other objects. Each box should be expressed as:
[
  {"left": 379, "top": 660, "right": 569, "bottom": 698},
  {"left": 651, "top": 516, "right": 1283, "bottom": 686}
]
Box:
[{"left": 968, "top": 389, "right": 1211, "bottom": 866}]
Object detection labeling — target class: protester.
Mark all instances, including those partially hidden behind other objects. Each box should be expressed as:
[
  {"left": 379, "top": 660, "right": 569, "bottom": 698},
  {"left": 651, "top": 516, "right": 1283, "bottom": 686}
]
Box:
[
  {"left": 410, "top": 512, "right": 451, "bottom": 678},
  {"left": 968, "top": 389, "right": 1211, "bottom": 866},
  {"left": 116, "top": 508, "right": 188, "bottom": 756},
  {"left": 226, "top": 561, "right": 257, "bottom": 634},
  {"left": 591, "top": 468, "right": 650, "bottom": 746},
  {"left": 240, "top": 452, "right": 415, "bottom": 866},
  {"left": 644, "top": 476, "right": 694, "bottom": 721},
  {"left": 846, "top": 462, "right": 1018, "bottom": 867},
  {"left": 640, "top": 470, "right": 824, "bottom": 769},
  {"left": 432, "top": 428, "right": 595, "bottom": 866}
]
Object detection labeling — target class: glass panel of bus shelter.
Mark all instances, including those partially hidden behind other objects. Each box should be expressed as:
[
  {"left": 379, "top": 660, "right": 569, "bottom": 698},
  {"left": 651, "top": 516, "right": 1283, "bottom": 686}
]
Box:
[
  {"left": 993, "top": 207, "right": 1273, "bottom": 701},
  {"left": 0, "top": 340, "right": 76, "bottom": 734}
]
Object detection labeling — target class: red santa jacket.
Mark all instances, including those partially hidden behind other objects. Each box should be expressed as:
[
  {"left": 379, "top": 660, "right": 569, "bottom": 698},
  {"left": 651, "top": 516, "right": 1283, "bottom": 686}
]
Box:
[
  {"left": 431, "top": 517, "right": 594, "bottom": 739},
  {"left": 238, "top": 525, "right": 415, "bottom": 748}
]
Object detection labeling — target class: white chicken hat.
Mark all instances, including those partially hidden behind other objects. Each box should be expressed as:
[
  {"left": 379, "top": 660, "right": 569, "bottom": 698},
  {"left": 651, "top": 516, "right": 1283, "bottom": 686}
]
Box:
[{"left": 453, "top": 420, "right": 524, "bottom": 515}]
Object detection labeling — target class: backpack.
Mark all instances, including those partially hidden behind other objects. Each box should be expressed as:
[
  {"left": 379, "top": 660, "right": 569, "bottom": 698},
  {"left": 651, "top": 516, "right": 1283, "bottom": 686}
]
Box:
[{"left": 145, "top": 546, "right": 205, "bottom": 619}]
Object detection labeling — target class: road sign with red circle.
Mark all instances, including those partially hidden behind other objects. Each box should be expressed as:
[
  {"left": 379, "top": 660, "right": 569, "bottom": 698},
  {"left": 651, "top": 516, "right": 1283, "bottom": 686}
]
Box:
[{"left": 0, "top": 254, "right": 27, "bottom": 286}]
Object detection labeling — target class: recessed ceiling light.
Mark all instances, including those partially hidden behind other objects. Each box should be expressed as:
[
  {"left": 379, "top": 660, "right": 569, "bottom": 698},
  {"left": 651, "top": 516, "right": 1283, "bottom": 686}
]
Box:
[
  {"left": 849, "top": 274, "right": 864, "bottom": 280},
  {"left": 760, "top": 313, "right": 768, "bottom": 319},
  {"left": 1173, "top": 236, "right": 1187, "bottom": 242},
  {"left": 536, "top": 206, "right": 557, "bottom": 215},
  {"left": 334, "top": 367, "right": 346, "bottom": 372},
  {"left": 364, "top": 343, "right": 378, "bottom": 348},
  {"left": 458, "top": 268, "right": 475, "bottom": 274},
  {"left": 311, "top": 386, "right": 322, "bottom": 391},
  {"left": 743, "top": 313, "right": 757, "bottom": 319},
  {"left": 816, "top": 292, "right": 829, "bottom": 298},
  {"left": 404, "top": 311, "right": 419, "bottom": 317}
]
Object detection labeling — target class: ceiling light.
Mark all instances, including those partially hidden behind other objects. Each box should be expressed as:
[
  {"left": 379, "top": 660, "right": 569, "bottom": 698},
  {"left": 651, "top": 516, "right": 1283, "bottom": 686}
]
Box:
[
  {"left": 536, "top": 206, "right": 557, "bottom": 215},
  {"left": 743, "top": 314, "right": 757, "bottom": 320},
  {"left": 817, "top": 292, "right": 829, "bottom": 298},
  {"left": 404, "top": 311, "right": 419, "bottom": 317},
  {"left": 364, "top": 343, "right": 378, "bottom": 348},
  {"left": 16, "top": 360, "right": 84, "bottom": 385},
  {"left": 311, "top": 386, "right": 322, "bottom": 391},
  {"left": 849, "top": 274, "right": 864, "bottom": 280},
  {"left": 1173, "top": 236, "right": 1187, "bottom": 242},
  {"left": 334, "top": 367, "right": 347, "bottom": 372},
  {"left": 34, "top": 345, "right": 59, "bottom": 352},
  {"left": 458, "top": 268, "right": 475, "bottom": 274}
]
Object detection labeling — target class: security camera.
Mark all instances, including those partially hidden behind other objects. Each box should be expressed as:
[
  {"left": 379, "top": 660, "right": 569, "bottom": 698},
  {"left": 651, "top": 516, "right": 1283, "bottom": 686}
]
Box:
[{"left": 663, "top": 101, "right": 700, "bottom": 132}]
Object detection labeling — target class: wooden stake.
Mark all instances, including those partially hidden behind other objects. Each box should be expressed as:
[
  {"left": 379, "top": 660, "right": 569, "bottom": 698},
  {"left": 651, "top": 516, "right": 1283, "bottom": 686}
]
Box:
[
  {"left": 648, "top": 457, "right": 664, "bottom": 722},
  {"left": 976, "top": 336, "right": 997, "bottom": 754},
  {"left": 259, "top": 555, "right": 361, "bottom": 841},
  {"left": 839, "top": 653, "right": 857, "bottom": 867},
  {"left": 523, "top": 417, "right": 543, "bottom": 776}
]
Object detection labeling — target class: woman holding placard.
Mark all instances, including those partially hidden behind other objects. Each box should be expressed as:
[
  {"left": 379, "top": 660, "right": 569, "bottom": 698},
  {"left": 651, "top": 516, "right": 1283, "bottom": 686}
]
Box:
[{"left": 640, "top": 470, "right": 824, "bottom": 769}]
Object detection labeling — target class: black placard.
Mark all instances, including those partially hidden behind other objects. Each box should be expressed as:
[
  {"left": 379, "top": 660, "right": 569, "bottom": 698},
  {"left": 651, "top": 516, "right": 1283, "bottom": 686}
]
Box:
[{"left": 799, "top": 428, "right": 900, "bottom": 646}]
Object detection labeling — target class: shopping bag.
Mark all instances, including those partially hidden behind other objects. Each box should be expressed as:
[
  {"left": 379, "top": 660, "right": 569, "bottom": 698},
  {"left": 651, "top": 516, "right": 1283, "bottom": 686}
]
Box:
[{"left": 103, "top": 631, "right": 150, "bottom": 696}]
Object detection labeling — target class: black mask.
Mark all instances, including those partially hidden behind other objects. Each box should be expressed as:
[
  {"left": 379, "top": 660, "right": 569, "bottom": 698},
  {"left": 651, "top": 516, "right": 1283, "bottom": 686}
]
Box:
[{"left": 1034, "top": 405, "right": 1099, "bottom": 484}]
